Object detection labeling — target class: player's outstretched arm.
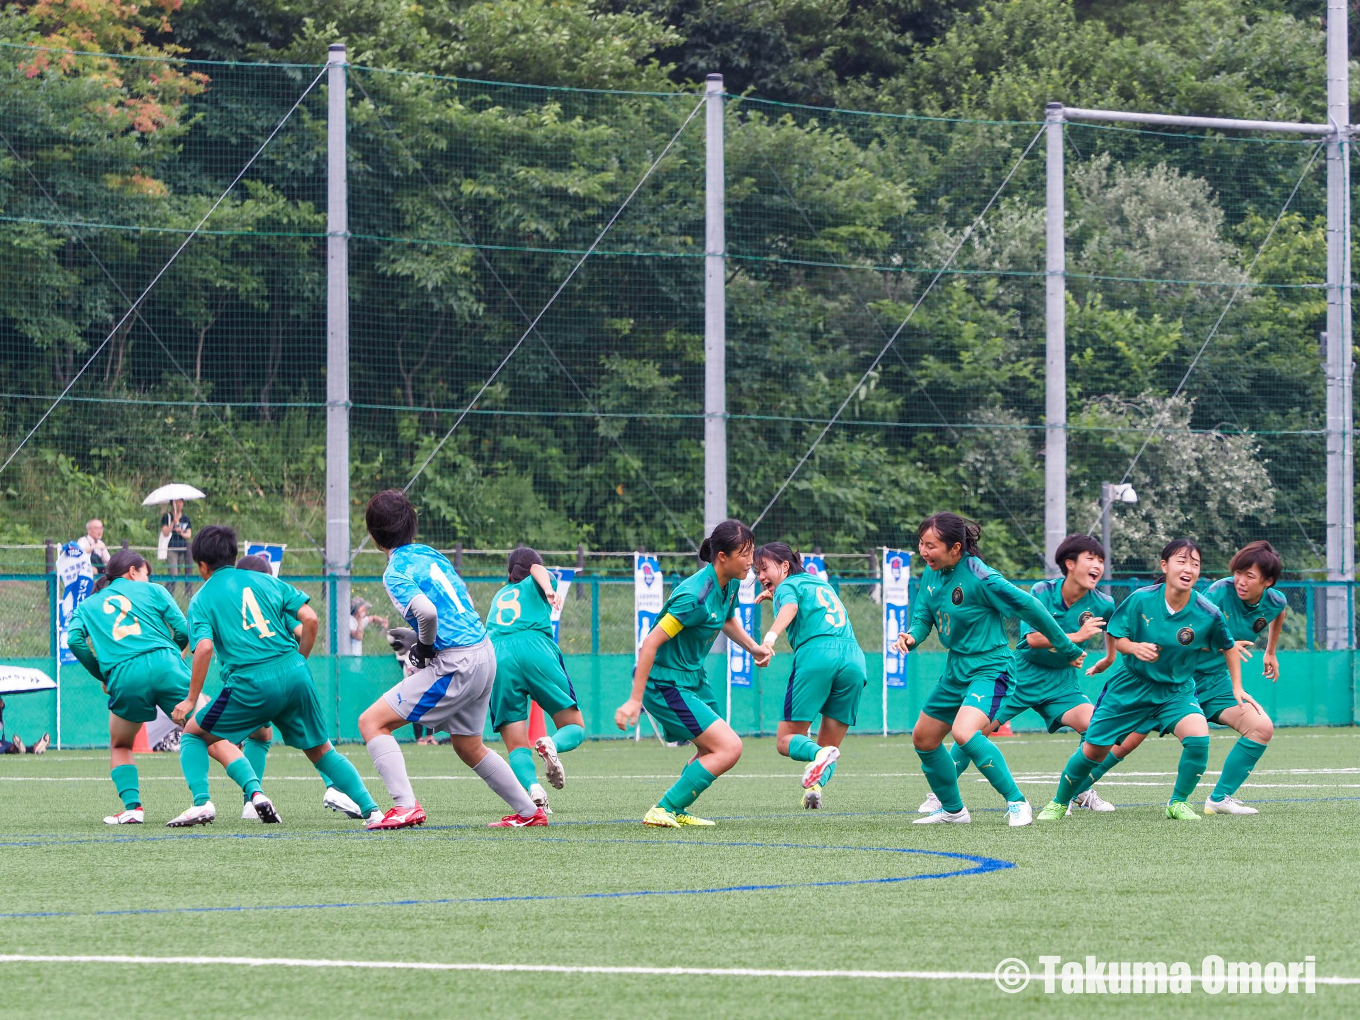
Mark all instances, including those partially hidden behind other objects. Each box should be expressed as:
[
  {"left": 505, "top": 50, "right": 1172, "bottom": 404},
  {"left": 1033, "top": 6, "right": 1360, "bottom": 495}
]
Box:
[
  {"left": 761, "top": 603, "right": 798, "bottom": 654},
  {"left": 174, "top": 639, "right": 215, "bottom": 724},
  {"left": 617, "top": 625, "right": 670, "bottom": 729},
  {"left": 296, "top": 604, "right": 319, "bottom": 658},
  {"left": 528, "top": 562, "right": 562, "bottom": 610},
  {"left": 725, "top": 616, "right": 770, "bottom": 667}
]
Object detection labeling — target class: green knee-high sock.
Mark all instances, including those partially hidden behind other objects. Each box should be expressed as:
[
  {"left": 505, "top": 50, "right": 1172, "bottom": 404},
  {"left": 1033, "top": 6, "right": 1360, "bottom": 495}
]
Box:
[
  {"left": 552, "top": 724, "right": 584, "bottom": 753},
  {"left": 658, "top": 759, "right": 716, "bottom": 814},
  {"left": 951, "top": 742, "right": 970, "bottom": 778},
  {"left": 821, "top": 760, "right": 838, "bottom": 785},
  {"left": 1210, "top": 737, "right": 1268, "bottom": 801},
  {"left": 508, "top": 746, "right": 539, "bottom": 792},
  {"left": 111, "top": 763, "right": 141, "bottom": 810},
  {"left": 1053, "top": 749, "right": 1102, "bottom": 805},
  {"left": 1172, "top": 735, "right": 1211, "bottom": 803},
  {"left": 786, "top": 734, "right": 820, "bottom": 761},
  {"left": 315, "top": 748, "right": 378, "bottom": 816},
  {"left": 958, "top": 732, "right": 1024, "bottom": 803},
  {"left": 242, "top": 738, "right": 271, "bottom": 802},
  {"left": 179, "top": 733, "right": 212, "bottom": 807},
  {"left": 225, "top": 758, "right": 262, "bottom": 800},
  {"left": 1071, "top": 750, "right": 1123, "bottom": 798},
  {"left": 916, "top": 745, "right": 965, "bottom": 813}
]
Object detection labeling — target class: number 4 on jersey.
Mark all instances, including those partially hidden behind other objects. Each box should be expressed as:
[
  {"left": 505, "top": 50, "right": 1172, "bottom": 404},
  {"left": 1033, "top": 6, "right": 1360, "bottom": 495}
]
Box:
[{"left": 241, "top": 586, "right": 277, "bottom": 639}]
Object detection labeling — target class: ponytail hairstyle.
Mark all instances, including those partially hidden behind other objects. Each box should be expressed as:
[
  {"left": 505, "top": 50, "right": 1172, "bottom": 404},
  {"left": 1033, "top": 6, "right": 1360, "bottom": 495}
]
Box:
[
  {"left": 698, "top": 519, "right": 755, "bottom": 563},
  {"left": 917, "top": 512, "right": 981, "bottom": 557},
  {"left": 507, "top": 546, "right": 544, "bottom": 584},
  {"left": 93, "top": 549, "right": 150, "bottom": 593},
  {"left": 754, "top": 542, "right": 804, "bottom": 580},
  {"left": 1153, "top": 538, "right": 1202, "bottom": 584}
]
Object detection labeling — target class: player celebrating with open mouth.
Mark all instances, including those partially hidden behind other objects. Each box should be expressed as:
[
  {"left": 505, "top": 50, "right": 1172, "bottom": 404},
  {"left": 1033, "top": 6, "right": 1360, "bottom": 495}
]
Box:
[
  {"left": 753, "top": 542, "right": 867, "bottom": 810},
  {"left": 1037, "top": 538, "right": 1241, "bottom": 822},
  {"left": 902, "top": 513, "right": 1086, "bottom": 827},
  {"left": 918, "top": 533, "right": 1118, "bottom": 816},
  {"left": 615, "top": 520, "right": 770, "bottom": 828}
]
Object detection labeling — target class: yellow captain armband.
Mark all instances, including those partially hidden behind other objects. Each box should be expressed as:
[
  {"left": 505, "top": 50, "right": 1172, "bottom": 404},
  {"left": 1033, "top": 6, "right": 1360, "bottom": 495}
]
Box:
[{"left": 657, "top": 613, "right": 685, "bottom": 638}]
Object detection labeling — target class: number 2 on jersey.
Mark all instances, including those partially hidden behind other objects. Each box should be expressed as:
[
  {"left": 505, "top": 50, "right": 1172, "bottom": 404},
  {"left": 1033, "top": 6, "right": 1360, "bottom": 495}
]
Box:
[
  {"left": 102, "top": 594, "right": 143, "bottom": 641},
  {"left": 815, "top": 587, "right": 846, "bottom": 629},
  {"left": 241, "top": 586, "right": 277, "bottom": 639}
]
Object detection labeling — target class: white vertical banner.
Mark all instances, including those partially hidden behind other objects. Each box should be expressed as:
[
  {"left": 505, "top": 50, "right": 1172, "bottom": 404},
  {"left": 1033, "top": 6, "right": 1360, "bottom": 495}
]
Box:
[
  {"left": 244, "top": 542, "right": 287, "bottom": 577},
  {"left": 548, "top": 567, "right": 575, "bottom": 645},
  {"left": 801, "top": 553, "right": 826, "bottom": 579},
  {"left": 634, "top": 554, "right": 664, "bottom": 741},
  {"left": 725, "top": 568, "right": 757, "bottom": 720},
  {"left": 881, "top": 548, "right": 912, "bottom": 737},
  {"left": 56, "top": 542, "right": 94, "bottom": 667}
]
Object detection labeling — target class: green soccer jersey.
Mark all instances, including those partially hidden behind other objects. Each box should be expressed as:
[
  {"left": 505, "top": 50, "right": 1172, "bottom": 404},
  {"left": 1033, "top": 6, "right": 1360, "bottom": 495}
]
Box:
[
  {"left": 773, "top": 572, "right": 856, "bottom": 650},
  {"left": 1106, "top": 583, "right": 1234, "bottom": 689},
  {"left": 486, "top": 575, "right": 557, "bottom": 640},
  {"left": 187, "top": 565, "right": 310, "bottom": 674},
  {"left": 67, "top": 578, "right": 188, "bottom": 675},
  {"left": 1194, "top": 578, "right": 1287, "bottom": 683},
  {"left": 652, "top": 563, "right": 739, "bottom": 686},
  {"left": 1014, "top": 578, "right": 1115, "bottom": 671},
  {"left": 907, "top": 555, "right": 1083, "bottom": 662}
]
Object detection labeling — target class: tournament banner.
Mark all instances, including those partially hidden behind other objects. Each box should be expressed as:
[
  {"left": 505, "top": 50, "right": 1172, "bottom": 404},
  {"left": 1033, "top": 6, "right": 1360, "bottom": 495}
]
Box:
[
  {"left": 244, "top": 542, "right": 286, "bottom": 577},
  {"left": 56, "top": 542, "right": 95, "bottom": 667},
  {"left": 727, "top": 568, "right": 758, "bottom": 691},
  {"left": 548, "top": 567, "right": 576, "bottom": 644},
  {"left": 801, "top": 553, "right": 826, "bottom": 580},
  {"left": 633, "top": 554, "right": 663, "bottom": 657},
  {"left": 882, "top": 548, "right": 912, "bottom": 692}
]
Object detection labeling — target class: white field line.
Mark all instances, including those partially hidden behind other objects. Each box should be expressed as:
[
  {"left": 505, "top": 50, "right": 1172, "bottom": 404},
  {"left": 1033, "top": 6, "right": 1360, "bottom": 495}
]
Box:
[{"left": 0, "top": 954, "right": 1356, "bottom": 985}]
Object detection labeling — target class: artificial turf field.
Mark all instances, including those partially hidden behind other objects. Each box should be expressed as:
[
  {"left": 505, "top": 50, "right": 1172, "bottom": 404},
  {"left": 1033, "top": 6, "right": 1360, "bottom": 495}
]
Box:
[{"left": 1, "top": 729, "right": 1357, "bottom": 1019}]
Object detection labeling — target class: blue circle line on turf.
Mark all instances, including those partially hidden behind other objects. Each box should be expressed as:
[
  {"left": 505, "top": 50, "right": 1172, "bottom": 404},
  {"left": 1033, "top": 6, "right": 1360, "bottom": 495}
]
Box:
[{"left": 0, "top": 839, "right": 1014, "bottom": 919}]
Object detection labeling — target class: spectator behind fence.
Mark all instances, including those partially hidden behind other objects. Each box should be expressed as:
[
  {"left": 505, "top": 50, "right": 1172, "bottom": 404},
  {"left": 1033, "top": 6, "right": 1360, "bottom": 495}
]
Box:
[
  {"left": 0, "top": 696, "right": 48, "bottom": 755},
  {"left": 350, "top": 597, "right": 389, "bottom": 646},
  {"left": 78, "top": 518, "right": 110, "bottom": 571},
  {"left": 160, "top": 499, "right": 193, "bottom": 595}
]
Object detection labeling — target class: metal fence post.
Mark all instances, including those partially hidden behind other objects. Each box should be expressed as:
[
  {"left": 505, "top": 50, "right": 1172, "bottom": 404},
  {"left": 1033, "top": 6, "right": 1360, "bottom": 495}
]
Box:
[
  {"left": 591, "top": 576, "right": 600, "bottom": 655},
  {"left": 325, "top": 42, "right": 353, "bottom": 656},
  {"left": 704, "top": 73, "right": 727, "bottom": 536},
  {"left": 1045, "top": 101, "right": 1067, "bottom": 573}
]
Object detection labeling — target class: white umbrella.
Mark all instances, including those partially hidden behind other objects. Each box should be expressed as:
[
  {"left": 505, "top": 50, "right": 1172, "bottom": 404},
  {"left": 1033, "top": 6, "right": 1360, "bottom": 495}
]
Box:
[
  {"left": 142, "top": 483, "right": 206, "bottom": 507},
  {"left": 0, "top": 666, "right": 57, "bottom": 694}
]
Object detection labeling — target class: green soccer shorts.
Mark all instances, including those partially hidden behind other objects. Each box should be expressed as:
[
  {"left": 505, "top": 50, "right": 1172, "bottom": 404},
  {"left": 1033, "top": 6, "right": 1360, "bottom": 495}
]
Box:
[
  {"left": 106, "top": 647, "right": 191, "bottom": 725},
  {"left": 1084, "top": 667, "right": 1204, "bottom": 747},
  {"left": 642, "top": 679, "right": 723, "bottom": 743},
  {"left": 195, "top": 652, "right": 330, "bottom": 749},
  {"left": 782, "top": 638, "right": 867, "bottom": 726},
  {"left": 921, "top": 660, "right": 1012, "bottom": 725},
  {"left": 489, "top": 633, "right": 579, "bottom": 730},
  {"left": 1192, "top": 673, "right": 1240, "bottom": 725},
  {"left": 994, "top": 664, "right": 1091, "bottom": 733}
]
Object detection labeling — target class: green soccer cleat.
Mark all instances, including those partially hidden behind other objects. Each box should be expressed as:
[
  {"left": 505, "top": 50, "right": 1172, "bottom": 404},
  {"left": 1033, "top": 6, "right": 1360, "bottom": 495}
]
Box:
[
  {"left": 1165, "top": 800, "right": 1201, "bottom": 821},
  {"left": 674, "top": 810, "right": 715, "bottom": 827},
  {"left": 643, "top": 805, "right": 682, "bottom": 828},
  {"left": 1034, "top": 800, "right": 1068, "bottom": 822}
]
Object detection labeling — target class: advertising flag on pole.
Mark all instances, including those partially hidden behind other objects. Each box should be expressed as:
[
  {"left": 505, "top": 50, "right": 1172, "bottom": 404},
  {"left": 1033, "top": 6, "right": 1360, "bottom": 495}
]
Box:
[
  {"left": 882, "top": 548, "right": 912, "bottom": 735},
  {"left": 633, "top": 554, "right": 664, "bottom": 742},
  {"left": 56, "top": 542, "right": 94, "bottom": 667},
  {"left": 548, "top": 568, "right": 575, "bottom": 644},
  {"left": 801, "top": 553, "right": 826, "bottom": 579},
  {"left": 726, "top": 569, "right": 757, "bottom": 705},
  {"left": 244, "top": 543, "right": 287, "bottom": 577}
]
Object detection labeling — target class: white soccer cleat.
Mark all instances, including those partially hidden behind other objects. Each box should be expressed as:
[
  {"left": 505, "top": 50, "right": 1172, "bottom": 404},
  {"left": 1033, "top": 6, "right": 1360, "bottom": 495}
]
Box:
[
  {"left": 1006, "top": 800, "right": 1033, "bottom": 827},
  {"left": 250, "top": 791, "right": 281, "bottom": 824},
  {"left": 1204, "top": 795, "right": 1259, "bottom": 816},
  {"left": 917, "top": 791, "right": 942, "bottom": 814},
  {"left": 366, "top": 808, "right": 386, "bottom": 827},
  {"left": 323, "top": 786, "right": 364, "bottom": 819},
  {"left": 535, "top": 736, "right": 565, "bottom": 790},
  {"left": 529, "top": 783, "right": 553, "bottom": 815},
  {"left": 913, "top": 806, "right": 971, "bottom": 825},
  {"left": 1073, "top": 789, "right": 1116, "bottom": 813},
  {"left": 241, "top": 801, "right": 258, "bottom": 820},
  {"left": 803, "top": 783, "right": 823, "bottom": 810},
  {"left": 103, "top": 808, "right": 144, "bottom": 825},
  {"left": 167, "top": 801, "right": 216, "bottom": 827}
]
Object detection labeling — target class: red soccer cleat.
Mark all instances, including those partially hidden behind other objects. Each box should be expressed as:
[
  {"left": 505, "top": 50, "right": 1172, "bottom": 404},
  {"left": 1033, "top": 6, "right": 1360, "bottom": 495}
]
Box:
[
  {"left": 488, "top": 807, "right": 549, "bottom": 828},
  {"left": 365, "top": 803, "right": 427, "bottom": 830}
]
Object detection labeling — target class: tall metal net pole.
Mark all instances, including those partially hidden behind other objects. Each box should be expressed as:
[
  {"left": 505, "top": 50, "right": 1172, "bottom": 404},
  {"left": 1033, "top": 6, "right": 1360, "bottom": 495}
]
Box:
[
  {"left": 704, "top": 73, "right": 727, "bottom": 540},
  {"left": 1045, "top": 102, "right": 1067, "bottom": 573},
  {"left": 327, "top": 43, "right": 353, "bottom": 655},
  {"left": 1325, "top": 1, "right": 1352, "bottom": 649}
]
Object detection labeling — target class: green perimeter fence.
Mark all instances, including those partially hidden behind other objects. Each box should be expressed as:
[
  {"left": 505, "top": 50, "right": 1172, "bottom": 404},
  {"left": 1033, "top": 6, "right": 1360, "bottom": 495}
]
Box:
[{"left": 2, "top": 573, "right": 1356, "bottom": 748}]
